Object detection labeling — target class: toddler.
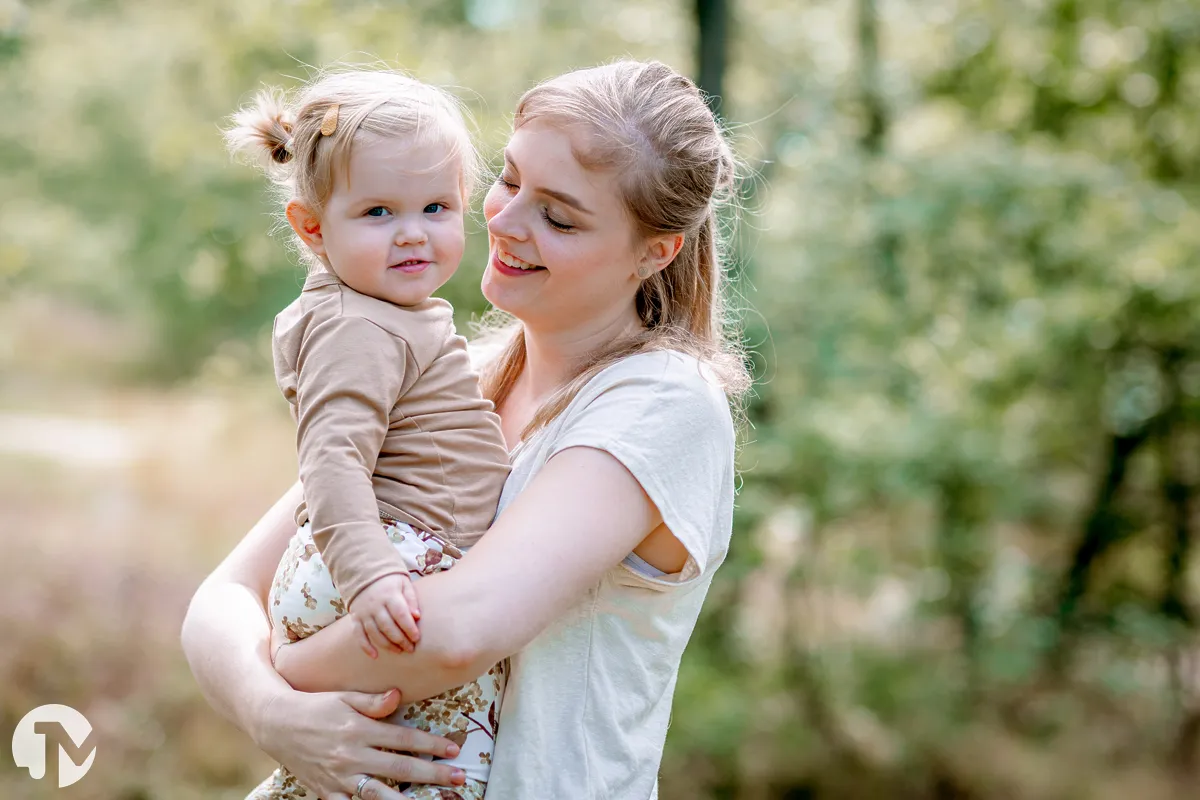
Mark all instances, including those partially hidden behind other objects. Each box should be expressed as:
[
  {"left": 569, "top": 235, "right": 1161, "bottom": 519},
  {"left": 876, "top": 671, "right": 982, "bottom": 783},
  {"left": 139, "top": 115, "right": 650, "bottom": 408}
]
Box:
[{"left": 226, "top": 69, "right": 510, "bottom": 800}]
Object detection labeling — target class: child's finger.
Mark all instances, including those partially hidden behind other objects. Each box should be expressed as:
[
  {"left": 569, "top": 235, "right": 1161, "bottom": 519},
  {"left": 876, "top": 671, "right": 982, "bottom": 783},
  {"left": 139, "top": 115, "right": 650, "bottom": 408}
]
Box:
[
  {"left": 400, "top": 578, "right": 421, "bottom": 620},
  {"left": 356, "top": 622, "right": 378, "bottom": 660},
  {"left": 365, "top": 618, "right": 404, "bottom": 655},
  {"left": 372, "top": 609, "right": 412, "bottom": 652},
  {"left": 387, "top": 597, "right": 421, "bottom": 644}
]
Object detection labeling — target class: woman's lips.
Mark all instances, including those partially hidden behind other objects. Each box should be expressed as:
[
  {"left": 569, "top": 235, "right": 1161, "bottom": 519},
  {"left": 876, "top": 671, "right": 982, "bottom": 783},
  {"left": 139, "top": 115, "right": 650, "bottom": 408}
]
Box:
[{"left": 491, "top": 251, "right": 545, "bottom": 277}]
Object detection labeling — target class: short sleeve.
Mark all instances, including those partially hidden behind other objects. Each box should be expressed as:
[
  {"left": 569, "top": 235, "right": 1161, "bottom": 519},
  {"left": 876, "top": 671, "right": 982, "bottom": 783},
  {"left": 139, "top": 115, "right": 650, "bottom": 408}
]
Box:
[{"left": 545, "top": 352, "right": 736, "bottom": 588}]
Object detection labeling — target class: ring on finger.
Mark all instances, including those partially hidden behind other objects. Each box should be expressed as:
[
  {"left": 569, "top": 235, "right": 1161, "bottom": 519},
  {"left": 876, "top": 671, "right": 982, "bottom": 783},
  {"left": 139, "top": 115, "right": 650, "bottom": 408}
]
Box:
[{"left": 355, "top": 775, "right": 373, "bottom": 798}]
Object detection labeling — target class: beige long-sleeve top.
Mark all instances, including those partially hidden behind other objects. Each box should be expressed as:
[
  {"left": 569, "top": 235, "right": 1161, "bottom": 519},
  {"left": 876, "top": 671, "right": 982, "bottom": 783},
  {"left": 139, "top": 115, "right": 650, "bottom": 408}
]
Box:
[{"left": 273, "top": 271, "right": 511, "bottom": 605}]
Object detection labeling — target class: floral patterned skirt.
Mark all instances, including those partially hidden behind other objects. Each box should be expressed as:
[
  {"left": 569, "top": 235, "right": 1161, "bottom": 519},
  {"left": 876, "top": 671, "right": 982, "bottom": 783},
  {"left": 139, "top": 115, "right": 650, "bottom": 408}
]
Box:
[{"left": 249, "top": 516, "right": 505, "bottom": 800}]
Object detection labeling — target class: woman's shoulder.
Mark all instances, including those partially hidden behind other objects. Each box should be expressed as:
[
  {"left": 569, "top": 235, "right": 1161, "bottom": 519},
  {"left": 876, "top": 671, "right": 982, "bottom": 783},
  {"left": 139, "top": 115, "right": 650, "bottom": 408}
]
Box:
[
  {"left": 588, "top": 349, "right": 729, "bottom": 404},
  {"left": 564, "top": 349, "right": 734, "bottom": 438}
]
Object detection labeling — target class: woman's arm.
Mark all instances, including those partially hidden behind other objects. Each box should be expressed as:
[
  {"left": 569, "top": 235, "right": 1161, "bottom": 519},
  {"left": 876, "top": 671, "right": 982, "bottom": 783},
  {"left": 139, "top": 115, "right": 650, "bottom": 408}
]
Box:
[
  {"left": 180, "top": 481, "right": 466, "bottom": 798},
  {"left": 274, "top": 446, "right": 665, "bottom": 697},
  {"left": 181, "top": 481, "right": 301, "bottom": 731}
]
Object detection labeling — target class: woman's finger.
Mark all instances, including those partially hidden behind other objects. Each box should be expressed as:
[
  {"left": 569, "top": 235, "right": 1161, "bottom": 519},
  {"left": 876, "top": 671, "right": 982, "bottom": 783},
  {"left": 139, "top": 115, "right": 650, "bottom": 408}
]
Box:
[
  {"left": 342, "top": 689, "right": 401, "bottom": 719},
  {"left": 358, "top": 750, "right": 467, "bottom": 789},
  {"left": 350, "top": 774, "right": 406, "bottom": 800},
  {"left": 372, "top": 607, "right": 412, "bottom": 651},
  {"left": 361, "top": 716, "right": 460, "bottom": 759}
]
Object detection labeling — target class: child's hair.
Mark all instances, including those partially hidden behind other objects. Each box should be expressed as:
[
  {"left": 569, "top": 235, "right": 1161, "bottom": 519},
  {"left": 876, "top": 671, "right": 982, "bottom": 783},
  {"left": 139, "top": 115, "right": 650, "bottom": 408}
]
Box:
[
  {"left": 225, "top": 67, "right": 480, "bottom": 265},
  {"left": 479, "top": 60, "right": 751, "bottom": 437}
]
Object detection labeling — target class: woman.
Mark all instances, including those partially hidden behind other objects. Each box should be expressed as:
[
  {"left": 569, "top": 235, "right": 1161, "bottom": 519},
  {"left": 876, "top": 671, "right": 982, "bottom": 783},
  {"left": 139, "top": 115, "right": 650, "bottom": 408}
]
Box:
[{"left": 182, "top": 59, "right": 749, "bottom": 800}]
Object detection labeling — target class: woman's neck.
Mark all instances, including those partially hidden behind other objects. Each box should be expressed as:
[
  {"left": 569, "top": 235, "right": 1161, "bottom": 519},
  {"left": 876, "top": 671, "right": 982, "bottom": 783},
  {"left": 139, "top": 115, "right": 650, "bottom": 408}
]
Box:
[{"left": 520, "top": 308, "right": 643, "bottom": 401}]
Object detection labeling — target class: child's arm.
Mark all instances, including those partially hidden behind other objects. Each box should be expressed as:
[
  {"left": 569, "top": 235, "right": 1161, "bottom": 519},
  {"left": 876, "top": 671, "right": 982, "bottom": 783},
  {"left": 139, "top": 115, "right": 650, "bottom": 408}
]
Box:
[{"left": 293, "top": 315, "right": 418, "bottom": 654}]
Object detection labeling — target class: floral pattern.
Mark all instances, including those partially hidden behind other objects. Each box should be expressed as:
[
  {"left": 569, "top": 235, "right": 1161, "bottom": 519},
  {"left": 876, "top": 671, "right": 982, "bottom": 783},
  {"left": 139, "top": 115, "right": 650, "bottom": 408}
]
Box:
[
  {"left": 250, "top": 517, "right": 505, "bottom": 800},
  {"left": 245, "top": 770, "right": 486, "bottom": 800}
]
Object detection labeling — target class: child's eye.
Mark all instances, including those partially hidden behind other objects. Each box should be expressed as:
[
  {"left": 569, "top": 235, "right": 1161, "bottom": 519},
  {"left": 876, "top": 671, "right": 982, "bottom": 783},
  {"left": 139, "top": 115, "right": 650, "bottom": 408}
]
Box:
[
  {"left": 365, "top": 206, "right": 391, "bottom": 217},
  {"left": 424, "top": 203, "right": 446, "bottom": 214},
  {"left": 496, "top": 174, "right": 518, "bottom": 191}
]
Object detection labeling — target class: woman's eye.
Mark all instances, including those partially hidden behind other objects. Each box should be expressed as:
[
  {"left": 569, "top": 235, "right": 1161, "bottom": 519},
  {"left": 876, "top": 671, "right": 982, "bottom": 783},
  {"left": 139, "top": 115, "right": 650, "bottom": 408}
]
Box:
[
  {"left": 497, "top": 175, "right": 518, "bottom": 191},
  {"left": 542, "top": 209, "right": 573, "bottom": 232},
  {"left": 424, "top": 203, "right": 446, "bottom": 214},
  {"left": 365, "top": 206, "right": 390, "bottom": 217}
]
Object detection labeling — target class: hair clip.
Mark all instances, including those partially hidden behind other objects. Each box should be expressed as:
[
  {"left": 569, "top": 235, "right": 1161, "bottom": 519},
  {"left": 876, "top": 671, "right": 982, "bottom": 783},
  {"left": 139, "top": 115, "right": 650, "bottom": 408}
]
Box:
[
  {"left": 283, "top": 137, "right": 295, "bottom": 154},
  {"left": 319, "top": 104, "right": 340, "bottom": 137}
]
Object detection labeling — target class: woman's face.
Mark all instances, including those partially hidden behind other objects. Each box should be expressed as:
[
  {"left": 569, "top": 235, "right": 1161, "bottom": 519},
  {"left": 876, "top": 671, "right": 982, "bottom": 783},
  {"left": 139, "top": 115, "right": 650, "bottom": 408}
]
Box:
[{"left": 481, "top": 119, "right": 644, "bottom": 336}]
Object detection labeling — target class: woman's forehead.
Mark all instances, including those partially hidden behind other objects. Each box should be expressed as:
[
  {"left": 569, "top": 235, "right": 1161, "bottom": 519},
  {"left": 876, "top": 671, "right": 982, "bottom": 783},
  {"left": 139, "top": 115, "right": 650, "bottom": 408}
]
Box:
[
  {"left": 507, "top": 120, "right": 580, "bottom": 168},
  {"left": 506, "top": 121, "right": 622, "bottom": 210}
]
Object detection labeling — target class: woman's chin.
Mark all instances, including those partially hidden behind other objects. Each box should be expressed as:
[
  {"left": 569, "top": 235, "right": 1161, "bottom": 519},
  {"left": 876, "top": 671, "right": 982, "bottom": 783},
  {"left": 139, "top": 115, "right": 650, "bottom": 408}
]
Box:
[{"left": 481, "top": 274, "right": 521, "bottom": 316}]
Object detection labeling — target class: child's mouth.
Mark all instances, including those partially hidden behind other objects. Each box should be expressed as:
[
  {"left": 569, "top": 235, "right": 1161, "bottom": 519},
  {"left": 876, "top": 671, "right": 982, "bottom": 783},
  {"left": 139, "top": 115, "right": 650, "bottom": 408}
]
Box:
[{"left": 390, "top": 260, "right": 430, "bottom": 274}]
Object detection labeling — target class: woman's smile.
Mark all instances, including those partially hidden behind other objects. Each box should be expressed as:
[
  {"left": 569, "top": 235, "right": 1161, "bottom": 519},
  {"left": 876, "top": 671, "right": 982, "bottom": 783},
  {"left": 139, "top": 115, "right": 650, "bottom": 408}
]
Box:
[{"left": 491, "top": 249, "right": 547, "bottom": 276}]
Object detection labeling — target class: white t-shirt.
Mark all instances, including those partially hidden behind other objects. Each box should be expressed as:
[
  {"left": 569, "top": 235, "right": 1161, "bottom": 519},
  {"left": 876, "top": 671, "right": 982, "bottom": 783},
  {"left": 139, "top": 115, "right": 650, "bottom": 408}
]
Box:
[{"left": 483, "top": 350, "right": 737, "bottom": 800}]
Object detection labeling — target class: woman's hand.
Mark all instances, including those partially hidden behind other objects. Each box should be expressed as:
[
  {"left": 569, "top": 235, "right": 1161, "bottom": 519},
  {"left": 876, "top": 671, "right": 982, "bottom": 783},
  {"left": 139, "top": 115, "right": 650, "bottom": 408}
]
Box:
[{"left": 254, "top": 687, "right": 466, "bottom": 799}]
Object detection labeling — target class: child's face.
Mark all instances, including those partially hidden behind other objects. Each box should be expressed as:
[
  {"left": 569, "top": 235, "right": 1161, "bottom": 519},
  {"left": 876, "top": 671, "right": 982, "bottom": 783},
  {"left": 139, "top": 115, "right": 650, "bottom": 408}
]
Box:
[{"left": 311, "top": 134, "right": 466, "bottom": 307}]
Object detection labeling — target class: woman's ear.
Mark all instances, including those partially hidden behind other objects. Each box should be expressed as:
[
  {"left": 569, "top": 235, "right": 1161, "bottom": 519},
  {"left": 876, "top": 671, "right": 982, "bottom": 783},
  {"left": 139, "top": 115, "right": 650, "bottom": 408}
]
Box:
[
  {"left": 286, "top": 200, "right": 326, "bottom": 257},
  {"left": 639, "top": 233, "right": 685, "bottom": 277}
]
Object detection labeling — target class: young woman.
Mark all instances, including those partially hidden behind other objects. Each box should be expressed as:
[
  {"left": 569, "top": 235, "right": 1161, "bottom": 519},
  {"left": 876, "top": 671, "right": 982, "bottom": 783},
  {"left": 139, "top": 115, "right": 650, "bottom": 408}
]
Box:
[{"left": 182, "top": 59, "right": 750, "bottom": 800}]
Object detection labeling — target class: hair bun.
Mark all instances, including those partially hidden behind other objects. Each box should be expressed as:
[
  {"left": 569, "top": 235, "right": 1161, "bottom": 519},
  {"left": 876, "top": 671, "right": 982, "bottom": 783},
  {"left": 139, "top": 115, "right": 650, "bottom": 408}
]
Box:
[
  {"left": 225, "top": 89, "right": 297, "bottom": 171},
  {"left": 270, "top": 136, "right": 294, "bottom": 164}
]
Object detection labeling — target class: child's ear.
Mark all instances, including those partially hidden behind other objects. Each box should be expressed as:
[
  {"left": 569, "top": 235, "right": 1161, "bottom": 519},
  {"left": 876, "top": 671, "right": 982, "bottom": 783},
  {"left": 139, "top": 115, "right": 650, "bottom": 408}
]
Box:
[{"left": 286, "top": 200, "right": 326, "bottom": 257}]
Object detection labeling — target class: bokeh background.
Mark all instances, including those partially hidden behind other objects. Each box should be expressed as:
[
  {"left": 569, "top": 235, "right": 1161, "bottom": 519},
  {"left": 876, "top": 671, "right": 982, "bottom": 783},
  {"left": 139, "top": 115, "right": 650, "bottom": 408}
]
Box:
[{"left": 3, "top": 0, "right": 1200, "bottom": 797}]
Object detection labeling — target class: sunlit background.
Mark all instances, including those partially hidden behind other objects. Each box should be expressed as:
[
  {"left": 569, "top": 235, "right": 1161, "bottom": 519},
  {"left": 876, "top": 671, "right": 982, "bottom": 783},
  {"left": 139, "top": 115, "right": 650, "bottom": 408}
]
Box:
[{"left": 3, "top": 0, "right": 1200, "bottom": 798}]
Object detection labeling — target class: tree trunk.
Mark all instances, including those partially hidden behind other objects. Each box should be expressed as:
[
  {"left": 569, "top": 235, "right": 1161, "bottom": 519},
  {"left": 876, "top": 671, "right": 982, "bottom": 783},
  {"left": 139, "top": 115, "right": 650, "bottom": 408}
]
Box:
[
  {"left": 694, "top": 0, "right": 729, "bottom": 115},
  {"left": 856, "top": 0, "right": 886, "bottom": 156},
  {"left": 936, "top": 470, "right": 986, "bottom": 701},
  {"left": 1159, "top": 353, "right": 1194, "bottom": 623},
  {"left": 855, "top": 0, "right": 903, "bottom": 300},
  {"left": 1050, "top": 420, "right": 1154, "bottom": 657}
]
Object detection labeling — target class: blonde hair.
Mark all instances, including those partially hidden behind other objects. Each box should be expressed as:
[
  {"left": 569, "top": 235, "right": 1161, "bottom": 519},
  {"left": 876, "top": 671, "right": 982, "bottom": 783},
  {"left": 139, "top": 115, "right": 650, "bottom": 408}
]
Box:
[
  {"left": 480, "top": 60, "right": 751, "bottom": 438},
  {"left": 225, "top": 68, "right": 479, "bottom": 266}
]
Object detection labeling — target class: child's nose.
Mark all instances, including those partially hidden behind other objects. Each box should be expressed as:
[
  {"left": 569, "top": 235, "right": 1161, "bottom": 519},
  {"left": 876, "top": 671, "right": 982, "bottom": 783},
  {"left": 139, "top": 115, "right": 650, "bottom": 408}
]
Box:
[{"left": 394, "top": 220, "right": 428, "bottom": 246}]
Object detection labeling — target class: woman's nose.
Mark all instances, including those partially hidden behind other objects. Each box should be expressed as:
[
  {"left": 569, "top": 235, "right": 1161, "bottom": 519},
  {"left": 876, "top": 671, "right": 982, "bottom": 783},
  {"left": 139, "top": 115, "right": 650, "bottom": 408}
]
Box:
[{"left": 486, "top": 194, "right": 529, "bottom": 243}]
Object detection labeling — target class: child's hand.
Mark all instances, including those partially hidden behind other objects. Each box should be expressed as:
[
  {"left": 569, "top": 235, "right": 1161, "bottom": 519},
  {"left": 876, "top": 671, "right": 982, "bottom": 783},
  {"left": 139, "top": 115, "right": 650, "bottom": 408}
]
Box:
[{"left": 348, "top": 574, "right": 421, "bottom": 658}]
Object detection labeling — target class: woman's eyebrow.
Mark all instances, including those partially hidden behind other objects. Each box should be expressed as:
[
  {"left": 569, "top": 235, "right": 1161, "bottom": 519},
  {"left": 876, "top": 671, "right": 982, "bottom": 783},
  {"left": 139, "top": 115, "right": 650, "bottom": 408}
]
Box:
[
  {"left": 541, "top": 188, "right": 592, "bottom": 215},
  {"left": 503, "top": 150, "right": 593, "bottom": 216}
]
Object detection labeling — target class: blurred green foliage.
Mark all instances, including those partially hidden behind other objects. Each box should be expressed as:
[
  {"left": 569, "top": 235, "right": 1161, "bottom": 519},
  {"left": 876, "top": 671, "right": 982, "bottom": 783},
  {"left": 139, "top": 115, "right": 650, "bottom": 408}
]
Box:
[{"left": 3, "top": 0, "right": 1200, "bottom": 797}]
